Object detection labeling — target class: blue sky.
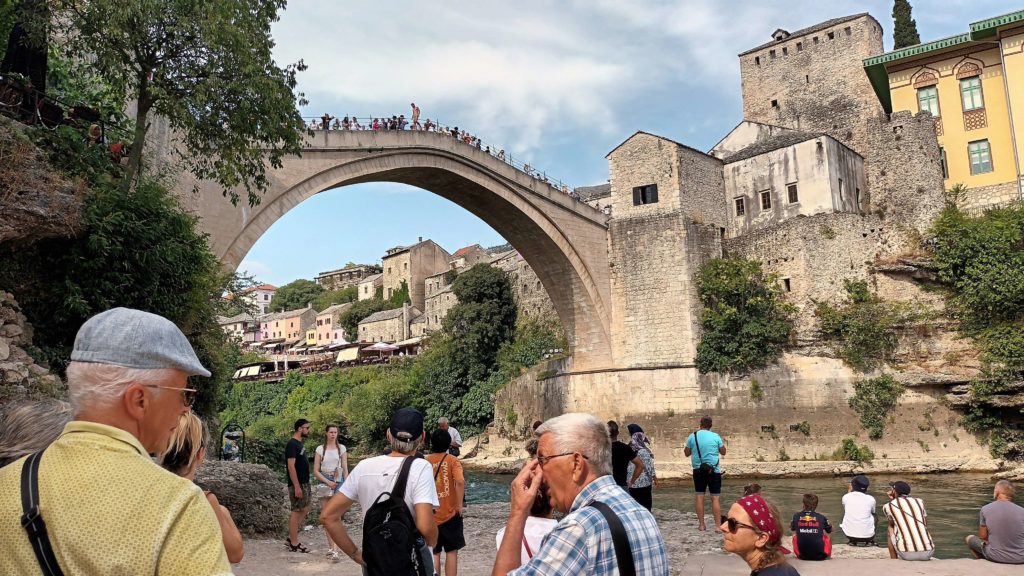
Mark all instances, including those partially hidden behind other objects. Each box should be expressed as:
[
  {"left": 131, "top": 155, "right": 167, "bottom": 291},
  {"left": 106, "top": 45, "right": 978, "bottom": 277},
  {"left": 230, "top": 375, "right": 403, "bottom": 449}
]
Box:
[{"left": 240, "top": 0, "right": 1009, "bottom": 286}]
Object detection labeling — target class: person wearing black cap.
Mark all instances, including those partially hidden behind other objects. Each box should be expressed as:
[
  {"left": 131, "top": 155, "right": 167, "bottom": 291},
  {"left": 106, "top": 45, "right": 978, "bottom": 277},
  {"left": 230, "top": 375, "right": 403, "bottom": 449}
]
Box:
[
  {"left": 320, "top": 407, "right": 439, "bottom": 573},
  {"left": 840, "top": 474, "right": 877, "bottom": 545},
  {"left": 883, "top": 480, "right": 934, "bottom": 560}
]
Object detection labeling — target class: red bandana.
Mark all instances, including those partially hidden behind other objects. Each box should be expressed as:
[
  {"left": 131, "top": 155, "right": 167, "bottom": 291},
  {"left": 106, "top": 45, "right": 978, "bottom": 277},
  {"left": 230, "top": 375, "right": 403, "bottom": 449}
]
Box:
[{"left": 737, "top": 494, "right": 787, "bottom": 551}]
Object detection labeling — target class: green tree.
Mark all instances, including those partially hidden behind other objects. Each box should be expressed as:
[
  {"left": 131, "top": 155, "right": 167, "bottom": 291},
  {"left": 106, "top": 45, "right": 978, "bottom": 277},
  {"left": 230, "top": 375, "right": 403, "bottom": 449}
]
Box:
[
  {"left": 0, "top": 179, "right": 230, "bottom": 413},
  {"left": 695, "top": 258, "right": 795, "bottom": 373},
  {"left": 446, "top": 265, "right": 517, "bottom": 380},
  {"left": 338, "top": 298, "right": 398, "bottom": 338},
  {"left": 268, "top": 279, "right": 323, "bottom": 313},
  {"left": 931, "top": 204, "right": 1024, "bottom": 459},
  {"left": 815, "top": 279, "right": 922, "bottom": 372},
  {"left": 312, "top": 286, "right": 358, "bottom": 311},
  {"left": 892, "top": 0, "right": 921, "bottom": 49},
  {"left": 43, "top": 0, "right": 307, "bottom": 200},
  {"left": 848, "top": 374, "right": 904, "bottom": 439}
]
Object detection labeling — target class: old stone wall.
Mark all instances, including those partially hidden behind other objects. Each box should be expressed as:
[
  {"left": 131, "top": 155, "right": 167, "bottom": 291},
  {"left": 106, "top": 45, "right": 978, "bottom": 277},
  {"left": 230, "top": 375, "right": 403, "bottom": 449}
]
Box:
[
  {"left": 959, "top": 181, "right": 1020, "bottom": 214},
  {"left": 490, "top": 353, "right": 997, "bottom": 477},
  {"left": 679, "top": 146, "right": 726, "bottom": 226},
  {"left": 862, "top": 111, "right": 946, "bottom": 231},
  {"left": 358, "top": 311, "right": 406, "bottom": 343},
  {"left": 491, "top": 252, "right": 559, "bottom": 320},
  {"left": 424, "top": 285, "right": 457, "bottom": 333},
  {"left": 739, "top": 14, "right": 886, "bottom": 157},
  {"left": 0, "top": 293, "right": 63, "bottom": 401},
  {"left": 194, "top": 460, "right": 288, "bottom": 536}
]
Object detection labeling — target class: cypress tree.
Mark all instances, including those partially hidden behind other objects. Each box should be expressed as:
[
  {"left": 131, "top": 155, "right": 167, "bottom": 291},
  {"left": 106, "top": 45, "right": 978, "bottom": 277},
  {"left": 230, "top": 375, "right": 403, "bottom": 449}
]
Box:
[{"left": 893, "top": 0, "right": 922, "bottom": 49}]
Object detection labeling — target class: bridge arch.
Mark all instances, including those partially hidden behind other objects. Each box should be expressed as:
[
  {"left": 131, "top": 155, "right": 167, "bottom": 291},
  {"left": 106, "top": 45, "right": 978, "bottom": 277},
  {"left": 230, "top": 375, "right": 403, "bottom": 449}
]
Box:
[{"left": 181, "top": 130, "right": 612, "bottom": 368}]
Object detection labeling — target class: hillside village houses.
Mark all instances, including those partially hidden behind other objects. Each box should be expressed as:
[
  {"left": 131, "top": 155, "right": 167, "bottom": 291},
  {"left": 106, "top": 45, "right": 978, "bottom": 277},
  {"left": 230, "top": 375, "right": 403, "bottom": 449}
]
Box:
[
  {"left": 314, "top": 263, "right": 382, "bottom": 290},
  {"left": 357, "top": 273, "right": 383, "bottom": 301},
  {"left": 223, "top": 283, "right": 277, "bottom": 314}
]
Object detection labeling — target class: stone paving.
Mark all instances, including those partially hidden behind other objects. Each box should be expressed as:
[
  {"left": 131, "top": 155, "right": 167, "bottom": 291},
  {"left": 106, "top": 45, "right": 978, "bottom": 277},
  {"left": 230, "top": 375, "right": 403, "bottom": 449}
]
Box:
[{"left": 676, "top": 554, "right": 1021, "bottom": 575}]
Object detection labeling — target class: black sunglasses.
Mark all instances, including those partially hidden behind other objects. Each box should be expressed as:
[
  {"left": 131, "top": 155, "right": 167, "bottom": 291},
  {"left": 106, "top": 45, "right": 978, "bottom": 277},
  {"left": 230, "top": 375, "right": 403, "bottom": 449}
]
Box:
[{"left": 725, "top": 517, "right": 759, "bottom": 534}]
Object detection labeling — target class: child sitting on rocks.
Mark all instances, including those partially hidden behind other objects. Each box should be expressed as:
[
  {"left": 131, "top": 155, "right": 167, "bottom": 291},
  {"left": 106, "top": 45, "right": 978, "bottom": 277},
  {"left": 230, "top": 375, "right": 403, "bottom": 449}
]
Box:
[{"left": 791, "top": 493, "right": 832, "bottom": 561}]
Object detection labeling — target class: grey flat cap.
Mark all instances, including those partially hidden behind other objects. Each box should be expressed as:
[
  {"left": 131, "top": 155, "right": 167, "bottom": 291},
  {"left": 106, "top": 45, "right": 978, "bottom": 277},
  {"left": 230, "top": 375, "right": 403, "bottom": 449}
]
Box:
[{"left": 71, "top": 307, "right": 211, "bottom": 377}]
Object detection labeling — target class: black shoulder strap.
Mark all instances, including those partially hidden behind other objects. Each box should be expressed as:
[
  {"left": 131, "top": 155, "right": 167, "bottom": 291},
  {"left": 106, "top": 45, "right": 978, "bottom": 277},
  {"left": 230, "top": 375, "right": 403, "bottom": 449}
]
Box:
[
  {"left": 389, "top": 456, "right": 416, "bottom": 501},
  {"left": 20, "top": 451, "right": 65, "bottom": 576},
  {"left": 693, "top": 431, "right": 704, "bottom": 461},
  {"left": 588, "top": 501, "right": 635, "bottom": 576},
  {"left": 433, "top": 454, "right": 447, "bottom": 481}
]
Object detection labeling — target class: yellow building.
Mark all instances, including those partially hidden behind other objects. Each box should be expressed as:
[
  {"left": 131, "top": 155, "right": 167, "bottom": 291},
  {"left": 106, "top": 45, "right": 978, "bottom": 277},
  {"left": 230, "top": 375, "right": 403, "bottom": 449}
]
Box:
[
  {"left": 305, "top": 327, "right": 317, "bottom": 347},
  {"left": 864, "top": 10, "right": 1024, "bottom": 210}
]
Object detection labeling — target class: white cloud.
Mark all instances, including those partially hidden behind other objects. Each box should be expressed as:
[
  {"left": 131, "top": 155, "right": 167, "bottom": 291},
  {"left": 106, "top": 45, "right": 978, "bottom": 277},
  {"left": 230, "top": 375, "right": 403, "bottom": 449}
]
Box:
[{"left": 236, "top": 259, "right": 273, "bottom": 281}]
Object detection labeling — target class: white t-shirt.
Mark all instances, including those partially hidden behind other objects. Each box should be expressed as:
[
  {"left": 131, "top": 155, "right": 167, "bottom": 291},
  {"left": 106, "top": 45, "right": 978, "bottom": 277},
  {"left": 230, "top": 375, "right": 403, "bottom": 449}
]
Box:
[
  {"left": 841, "top": 491, "right": 877, "bottom": 538},
  {"left": 339, "top": 455, "right": 439, "bottom": 519},
  {"left": 315, "top": 444, "right": 346, "bottom": 477},
  {"left": 448, "top": 427, "right": 463, "bottom": 447},
  {"left": 496, "top": 516, "right": 559, "bottom": 564}
]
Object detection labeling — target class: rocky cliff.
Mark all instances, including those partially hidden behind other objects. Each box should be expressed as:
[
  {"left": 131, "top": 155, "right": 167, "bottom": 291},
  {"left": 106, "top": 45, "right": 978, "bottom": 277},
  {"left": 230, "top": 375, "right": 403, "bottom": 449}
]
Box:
[{"left": 0, "top": 292, "right": 64, "bottom": 402}]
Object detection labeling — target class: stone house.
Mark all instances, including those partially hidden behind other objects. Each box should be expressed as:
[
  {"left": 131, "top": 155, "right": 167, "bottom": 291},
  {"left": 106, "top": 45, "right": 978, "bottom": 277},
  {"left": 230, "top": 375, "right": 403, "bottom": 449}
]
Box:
[
  {"left": 218, "top": 313, "right": 259, "bottom": 344},
  {"left": 424, "top": 275, "right": 457, "bottom": 333},
  {"left": 490, "top": 250, "right": 558, "bottom": 319},
  {"left": 381, "top": 238, "right": 451, "bottom": 310},
  {"left": 315, "top": 263, "right": 382, "bottom": 290},
  {"left": 315, "top": 303, "right": 352, "bottom": 345},
  {"left": 358, "top": 303, "right": 422, "bottom": 343},
  {"left": 449, "top": 244, "right": 490, "bottom": 269},
  {"left": 357, "top": 273, "right": 383, "bottom": 301},
  {"left": 711, "top": 126, "right": 866, "bottom": 237}
]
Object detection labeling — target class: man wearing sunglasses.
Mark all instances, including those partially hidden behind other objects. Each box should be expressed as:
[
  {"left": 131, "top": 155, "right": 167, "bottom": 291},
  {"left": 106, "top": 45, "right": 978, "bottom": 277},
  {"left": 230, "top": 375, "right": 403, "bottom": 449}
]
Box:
[
  {"left": 492, "top": 412, "right": 668, "bottom": 575},
  {"left": 0, "top": 307, "right": 231, "bottom": 575}
]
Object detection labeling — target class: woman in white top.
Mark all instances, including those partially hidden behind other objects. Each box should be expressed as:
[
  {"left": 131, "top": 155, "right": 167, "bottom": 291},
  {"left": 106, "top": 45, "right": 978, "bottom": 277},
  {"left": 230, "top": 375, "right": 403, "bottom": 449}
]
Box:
[{"left": 314, "top": 423, "right": 349, "bottom": 561}]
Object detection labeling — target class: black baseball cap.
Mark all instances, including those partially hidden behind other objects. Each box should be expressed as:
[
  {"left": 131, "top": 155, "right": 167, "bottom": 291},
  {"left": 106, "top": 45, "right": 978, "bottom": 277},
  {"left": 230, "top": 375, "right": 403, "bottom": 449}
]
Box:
[
  {"left": 889, "top": 481, "right": 911, "bottom": 496},
  {"left": 390, "top": 407, "right": 424, "bottom": 441}
]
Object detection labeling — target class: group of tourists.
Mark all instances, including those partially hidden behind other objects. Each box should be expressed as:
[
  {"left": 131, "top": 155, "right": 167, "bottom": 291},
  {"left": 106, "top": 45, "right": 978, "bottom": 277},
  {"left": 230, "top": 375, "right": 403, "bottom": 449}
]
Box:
[
  {"left": 310, "top": 104, "right": 582, "bottom": 199},
  {"left": 1, "top": 306, "right": 1023, "bottom": 576}
]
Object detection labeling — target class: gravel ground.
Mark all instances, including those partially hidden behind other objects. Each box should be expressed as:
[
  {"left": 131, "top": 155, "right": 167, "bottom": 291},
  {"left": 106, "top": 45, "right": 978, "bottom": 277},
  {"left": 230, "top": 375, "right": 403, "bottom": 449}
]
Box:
[{"left": 232, "top": 502, "right": 727, "bottom": 575}]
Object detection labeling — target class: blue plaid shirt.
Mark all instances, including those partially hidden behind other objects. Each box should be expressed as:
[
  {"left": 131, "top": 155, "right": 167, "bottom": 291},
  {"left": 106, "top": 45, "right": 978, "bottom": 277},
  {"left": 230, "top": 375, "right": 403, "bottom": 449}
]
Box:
[{"left": 508, "top": 475, "right": 668, "bottom": 575}]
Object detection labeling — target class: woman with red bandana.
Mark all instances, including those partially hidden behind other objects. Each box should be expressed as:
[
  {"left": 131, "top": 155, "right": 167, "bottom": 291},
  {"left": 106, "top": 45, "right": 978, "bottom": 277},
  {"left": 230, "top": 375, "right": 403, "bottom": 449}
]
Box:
[{"left": 721, "top": 494, "right": 800, "bottom": 575}]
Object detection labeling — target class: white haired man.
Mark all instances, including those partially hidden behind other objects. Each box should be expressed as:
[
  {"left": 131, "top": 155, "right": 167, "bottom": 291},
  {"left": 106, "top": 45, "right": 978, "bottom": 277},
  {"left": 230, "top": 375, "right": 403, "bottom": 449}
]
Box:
[
  {"left": 492, "top": 413, "right": 668, "bottom": 575},
  {"left": 0, "top": 308, "right": 231, "bottom": 575},
  {"left": 439, "top": 416, "right": 462, "bottom": 456}
]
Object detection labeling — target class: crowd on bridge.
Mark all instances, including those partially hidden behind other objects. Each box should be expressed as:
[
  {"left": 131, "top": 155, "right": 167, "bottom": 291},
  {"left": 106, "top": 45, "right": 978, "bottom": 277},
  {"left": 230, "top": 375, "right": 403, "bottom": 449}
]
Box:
[
  {"left": 2, "top": 306, "right": 1023, "bottom": 575},
  {"left": 309, "top": 103, "right": 585, "bottom": 202}
]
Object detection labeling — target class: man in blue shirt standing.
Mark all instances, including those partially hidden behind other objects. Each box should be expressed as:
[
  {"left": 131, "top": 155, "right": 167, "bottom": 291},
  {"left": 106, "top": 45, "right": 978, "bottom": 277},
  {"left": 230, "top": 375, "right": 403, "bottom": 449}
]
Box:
[{"left": 684, "top": 415, "right": 726, "bottom": 532}]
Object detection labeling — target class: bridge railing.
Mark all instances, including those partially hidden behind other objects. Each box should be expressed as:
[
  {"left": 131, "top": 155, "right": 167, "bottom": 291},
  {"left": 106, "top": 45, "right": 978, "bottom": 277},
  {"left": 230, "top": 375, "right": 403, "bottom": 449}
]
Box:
[{"left": 301, "top": 115, "right": 585, "bottom": 202}]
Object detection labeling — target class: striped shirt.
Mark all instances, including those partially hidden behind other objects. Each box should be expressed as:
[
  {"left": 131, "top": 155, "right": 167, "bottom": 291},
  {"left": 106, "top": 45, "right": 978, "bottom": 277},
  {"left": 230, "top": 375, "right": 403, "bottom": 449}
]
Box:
[
  {"left": 508, "top": 475, "right": 668, "bottom": 575},
  {"left": 883, "top": 496, "right": 934, "bottom": 553}
]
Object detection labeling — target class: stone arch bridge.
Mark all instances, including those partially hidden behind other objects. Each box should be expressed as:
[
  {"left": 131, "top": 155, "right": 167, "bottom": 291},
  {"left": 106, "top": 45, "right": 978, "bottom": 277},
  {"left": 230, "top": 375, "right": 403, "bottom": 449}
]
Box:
[{"left": 176, "top": 130, "right": 612, "bottom": 369}]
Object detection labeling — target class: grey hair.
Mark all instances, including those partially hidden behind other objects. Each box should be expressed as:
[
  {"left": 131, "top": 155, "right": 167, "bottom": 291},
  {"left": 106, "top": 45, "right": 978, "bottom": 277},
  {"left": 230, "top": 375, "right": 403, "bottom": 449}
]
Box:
[
  {"left": 388, "top": 431, "right": 420, "bottom": 454},
  {"left": 66, "top": 361, "right": 179, "bottom": 414},
  {"left": 0, "top": 399, "right": 73, "bottom": 467},
  {"left": 437, "top": 417, "right": 449, "bottom": 425},
  {"left": 535, "top": 413, "right": 612, "bottom": 476},
  {"left": 995, "top": 479, "right": 1015, "bottom": 499}
]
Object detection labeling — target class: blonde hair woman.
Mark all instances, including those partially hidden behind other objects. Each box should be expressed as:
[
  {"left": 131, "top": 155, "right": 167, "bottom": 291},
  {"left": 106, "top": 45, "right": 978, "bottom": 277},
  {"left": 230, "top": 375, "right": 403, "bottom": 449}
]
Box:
[
  {"left": 160, "top": 413, "right": 244, "bottom": 564},
  {"left": 313, "top": 423, "right": 348, "bottom": 561}
]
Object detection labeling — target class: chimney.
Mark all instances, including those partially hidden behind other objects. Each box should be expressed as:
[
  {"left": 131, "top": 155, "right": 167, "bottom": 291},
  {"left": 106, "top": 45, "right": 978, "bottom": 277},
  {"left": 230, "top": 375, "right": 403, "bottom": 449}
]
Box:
[
  {"left": 402, "top": 302, "right": 410, "bottom": 340},
  {"left": 418, "top": 236, "right": 423, "bottom": 243}
]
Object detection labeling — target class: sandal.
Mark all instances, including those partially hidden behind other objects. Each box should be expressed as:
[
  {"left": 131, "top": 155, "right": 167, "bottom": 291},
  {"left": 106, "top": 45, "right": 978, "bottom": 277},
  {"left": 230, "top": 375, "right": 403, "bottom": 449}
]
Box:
[{"left": 285, "top": 540, "right": 310, "bottom": 553}]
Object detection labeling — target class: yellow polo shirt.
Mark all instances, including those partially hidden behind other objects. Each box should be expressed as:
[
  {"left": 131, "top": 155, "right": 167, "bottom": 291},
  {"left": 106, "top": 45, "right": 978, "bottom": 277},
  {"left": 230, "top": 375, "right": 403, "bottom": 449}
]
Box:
[{"left": 0, "top": 421, "right": 232, "bottom": 575}]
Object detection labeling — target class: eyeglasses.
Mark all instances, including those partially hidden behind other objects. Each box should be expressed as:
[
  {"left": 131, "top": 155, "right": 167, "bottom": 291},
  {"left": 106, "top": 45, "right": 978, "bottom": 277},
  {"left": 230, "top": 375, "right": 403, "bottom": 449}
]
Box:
[
  {"left": 535, "top": 452, "right": 588, "bottom": 466},
  {"left": 142, "top": 385, "right": 198, "bottom": 407},
  {"left": 725, "top": 517, "right": 760, "bottom": 534}
]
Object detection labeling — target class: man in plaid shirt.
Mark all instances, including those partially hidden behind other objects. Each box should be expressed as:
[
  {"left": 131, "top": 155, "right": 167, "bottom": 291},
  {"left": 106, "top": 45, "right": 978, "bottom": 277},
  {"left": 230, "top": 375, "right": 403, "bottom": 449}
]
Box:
[{"left": 492, "top": 413, "right": 669, "bottom": 575}]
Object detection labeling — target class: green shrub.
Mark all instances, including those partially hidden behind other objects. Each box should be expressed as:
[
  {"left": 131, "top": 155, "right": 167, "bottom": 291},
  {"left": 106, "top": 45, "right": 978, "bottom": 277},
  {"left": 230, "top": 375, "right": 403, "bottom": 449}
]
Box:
[
  {"left": 815, "top": 280, "right": 923, "bottom": 372},
  {"left": 790, "top": 421, "right": 812, "bottom": 436},
  {"left": 930, "top": 204, "right": 1024, "bottom": 459},
  {"left": 695, "top": 258, "right": 795, "bottom": 373},
  {"left": 848, "top": 374, "right": 904, "bottom": 439},
  {"left": 750, "top": 379, "right": 764, "bottom": 401},
  {"left": 833, "top": 438, "right": 874, "bottom": 464}
]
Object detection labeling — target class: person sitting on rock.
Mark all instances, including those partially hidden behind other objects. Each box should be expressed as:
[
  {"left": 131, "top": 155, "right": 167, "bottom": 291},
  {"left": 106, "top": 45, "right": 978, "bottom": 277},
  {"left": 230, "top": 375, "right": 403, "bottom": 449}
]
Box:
[
  {"left": 791, "top": 493, "right": 832, "bottom": 561},
  {"left": 840, "top": 474, "right": 877, "bottom": 546},
  {"left": 161, "top": 412, "right": 243, "bottom": 563},
  {"left": 966, "top": 480, "right": 1024, "bottom": 564}
]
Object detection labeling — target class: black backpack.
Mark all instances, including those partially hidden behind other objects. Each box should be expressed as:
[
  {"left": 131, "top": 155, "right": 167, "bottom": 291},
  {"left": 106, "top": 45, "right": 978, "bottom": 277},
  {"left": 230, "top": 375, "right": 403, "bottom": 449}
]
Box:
[{"left": 362, "top": 456, "right": 428, "bottom": 576}]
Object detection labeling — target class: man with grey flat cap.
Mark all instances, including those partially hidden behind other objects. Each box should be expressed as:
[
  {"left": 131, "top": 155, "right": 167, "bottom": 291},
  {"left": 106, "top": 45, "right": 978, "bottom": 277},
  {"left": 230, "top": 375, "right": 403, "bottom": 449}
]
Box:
[{"left": 0, "top": 307, "right": 232, "bottom": 575}]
